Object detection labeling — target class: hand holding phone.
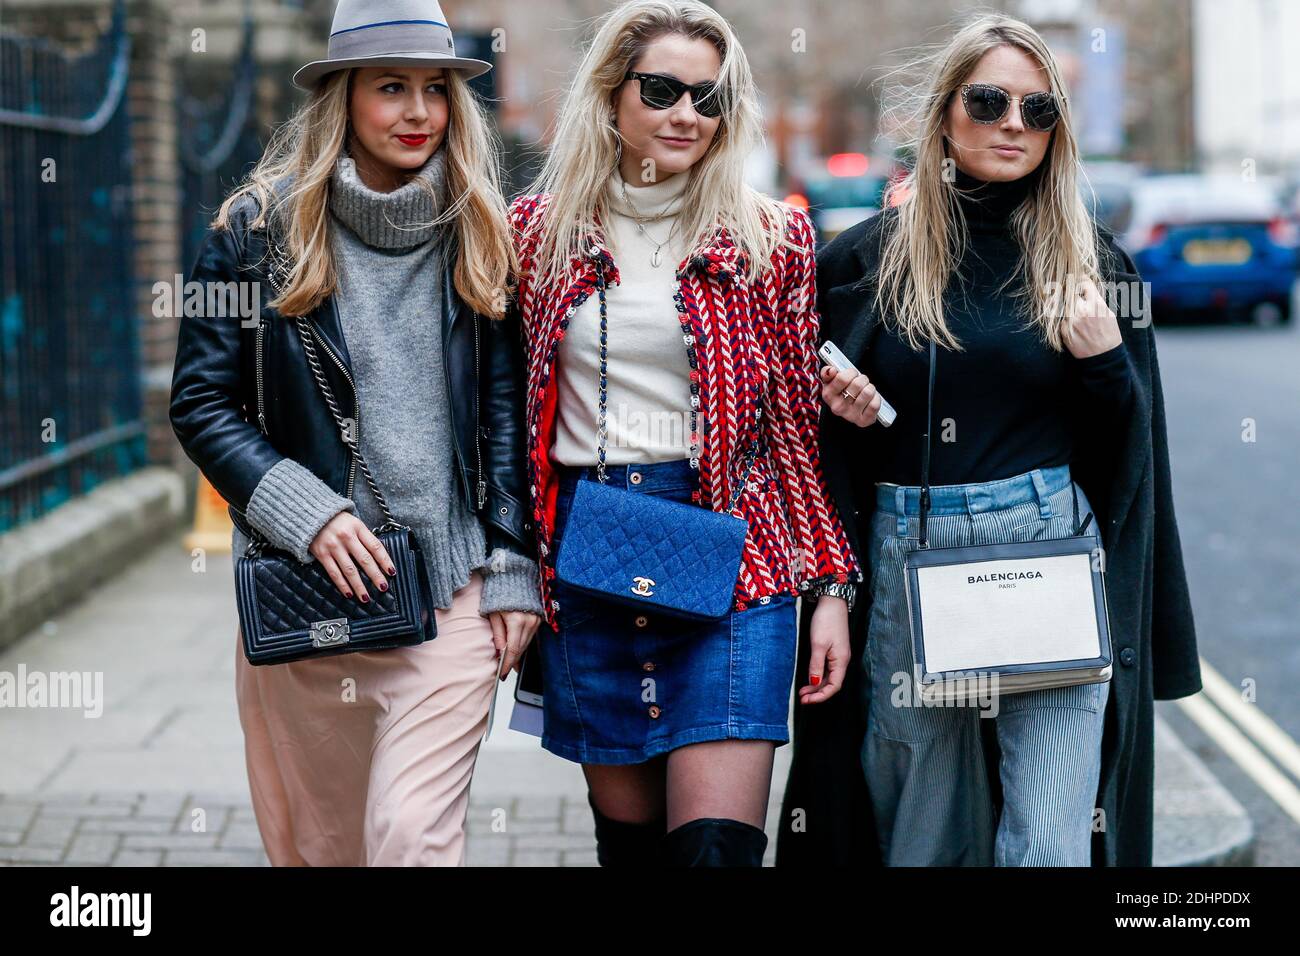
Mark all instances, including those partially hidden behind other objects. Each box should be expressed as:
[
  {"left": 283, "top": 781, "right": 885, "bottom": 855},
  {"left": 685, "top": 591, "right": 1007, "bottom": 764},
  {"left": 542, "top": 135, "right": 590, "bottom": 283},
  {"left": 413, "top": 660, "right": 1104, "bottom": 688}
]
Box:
[{"left": 818, "top": 340, "right": 896, "bottom": 428}]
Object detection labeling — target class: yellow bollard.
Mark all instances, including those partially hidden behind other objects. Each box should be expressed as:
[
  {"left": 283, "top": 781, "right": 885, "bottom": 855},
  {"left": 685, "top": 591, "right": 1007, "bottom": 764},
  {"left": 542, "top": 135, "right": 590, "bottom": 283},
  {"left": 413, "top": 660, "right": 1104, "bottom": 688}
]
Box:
[{"left": 183, "top": 473, "right": 234, "bottom": 554}]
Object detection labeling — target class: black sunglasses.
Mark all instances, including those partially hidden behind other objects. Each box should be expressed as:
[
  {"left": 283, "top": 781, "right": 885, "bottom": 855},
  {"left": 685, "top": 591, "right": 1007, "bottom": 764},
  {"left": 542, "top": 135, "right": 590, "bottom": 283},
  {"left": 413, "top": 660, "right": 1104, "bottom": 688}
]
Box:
[
  {"left": 624, "top": 70, "right": 724, "bottom": 118},
  {"left": 960, "top": 83, "right": 1062, "bottom": 132}
]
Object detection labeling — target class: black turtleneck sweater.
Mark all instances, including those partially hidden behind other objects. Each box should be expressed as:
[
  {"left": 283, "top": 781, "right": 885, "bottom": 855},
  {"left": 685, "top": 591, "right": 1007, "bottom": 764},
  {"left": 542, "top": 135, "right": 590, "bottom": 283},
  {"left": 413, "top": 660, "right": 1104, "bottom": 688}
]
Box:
[{"left": 861, "top": 168, "right": 1135, "bottom": 486}]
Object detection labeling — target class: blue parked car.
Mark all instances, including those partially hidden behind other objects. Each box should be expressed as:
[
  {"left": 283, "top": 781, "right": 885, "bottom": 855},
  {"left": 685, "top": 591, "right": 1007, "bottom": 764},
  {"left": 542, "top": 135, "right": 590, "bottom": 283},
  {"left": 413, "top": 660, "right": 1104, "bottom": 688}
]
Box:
[{"left": 1110, "top": 175, "right": 1298, "bottom": 325}]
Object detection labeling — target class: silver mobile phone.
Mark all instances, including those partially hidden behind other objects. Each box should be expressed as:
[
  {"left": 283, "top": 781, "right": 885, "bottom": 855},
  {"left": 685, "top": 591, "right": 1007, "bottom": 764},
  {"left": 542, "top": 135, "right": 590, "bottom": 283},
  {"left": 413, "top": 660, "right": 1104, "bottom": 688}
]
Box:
[
  {"left": 818, "top": 340, "right": 896, "bottom": 427},
  {"left": 514, "top": 644, "right": 544, "bottom": 707}
]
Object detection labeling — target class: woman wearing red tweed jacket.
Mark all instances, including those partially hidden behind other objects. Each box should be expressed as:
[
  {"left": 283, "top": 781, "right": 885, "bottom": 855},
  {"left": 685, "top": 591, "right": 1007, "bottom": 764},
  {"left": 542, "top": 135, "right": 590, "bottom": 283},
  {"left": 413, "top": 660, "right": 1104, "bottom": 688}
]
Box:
[{"left": 510, "top": 0, "right": 861, "bottom": 868}]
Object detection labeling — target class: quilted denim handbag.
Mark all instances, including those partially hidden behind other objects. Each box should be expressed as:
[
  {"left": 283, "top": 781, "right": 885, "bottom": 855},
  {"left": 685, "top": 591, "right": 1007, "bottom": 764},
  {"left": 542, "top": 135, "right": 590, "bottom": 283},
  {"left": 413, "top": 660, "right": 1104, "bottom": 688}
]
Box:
[
  {"left": 233, "top": 239, "right": 434, "bottom": 665},
  {"left": 553, "top": 264, "right": 759, "bottom": 622}
]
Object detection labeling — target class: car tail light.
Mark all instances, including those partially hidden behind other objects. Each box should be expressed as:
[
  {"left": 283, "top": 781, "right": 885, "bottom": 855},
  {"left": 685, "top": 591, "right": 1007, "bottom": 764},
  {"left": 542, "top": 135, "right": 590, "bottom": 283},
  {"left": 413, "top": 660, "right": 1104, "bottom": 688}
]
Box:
[
  {"left": 827, "top": 153, "right": 869, "bottom": 177},
  {"left": 1268, "top": 217, "right": 1299, "bottom": 246},
  {"left": 1146, "top": 223, "right": 1168, "bottom": 247}
]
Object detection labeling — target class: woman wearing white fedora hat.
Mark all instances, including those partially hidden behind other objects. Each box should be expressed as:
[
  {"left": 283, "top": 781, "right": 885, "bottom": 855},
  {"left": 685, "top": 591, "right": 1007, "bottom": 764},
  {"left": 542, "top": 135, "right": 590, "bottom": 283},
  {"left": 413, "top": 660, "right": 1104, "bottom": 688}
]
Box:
[{"left": 170, "top": 0, "right": 542, "bottom": 866}]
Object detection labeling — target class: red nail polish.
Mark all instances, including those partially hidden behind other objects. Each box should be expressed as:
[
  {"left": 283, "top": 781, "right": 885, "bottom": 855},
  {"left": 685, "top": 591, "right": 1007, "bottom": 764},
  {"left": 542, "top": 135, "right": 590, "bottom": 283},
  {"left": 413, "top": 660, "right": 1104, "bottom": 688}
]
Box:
[
  {"left": 810, "top": 674, "right": 821, "bottom": 686},
  {"left": 387, "top": 567, "right": 397, "bottom": 576},
  {"left": 360, "top": 594, "right": 369, "bottom": 603},
  {"left": 345, "top": 591, "right": 353, "bottom": 599},
  {"left": 378, "top": 582, "right": 388, "bottom": 592}
]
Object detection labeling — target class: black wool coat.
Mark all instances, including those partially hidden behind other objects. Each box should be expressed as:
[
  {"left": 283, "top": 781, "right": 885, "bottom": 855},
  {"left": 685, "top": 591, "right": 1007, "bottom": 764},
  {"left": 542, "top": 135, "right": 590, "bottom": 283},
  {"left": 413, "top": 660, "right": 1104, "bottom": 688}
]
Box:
[{"left": 776, "top": 208, "right": 1203, "bottom": 867}]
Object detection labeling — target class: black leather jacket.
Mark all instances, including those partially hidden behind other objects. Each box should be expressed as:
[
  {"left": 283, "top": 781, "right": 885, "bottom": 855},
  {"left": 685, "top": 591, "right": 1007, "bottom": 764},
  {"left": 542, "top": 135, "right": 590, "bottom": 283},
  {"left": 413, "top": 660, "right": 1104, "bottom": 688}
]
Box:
[{"left": 169, "top": 197, "right": 534, "bottom": 558}]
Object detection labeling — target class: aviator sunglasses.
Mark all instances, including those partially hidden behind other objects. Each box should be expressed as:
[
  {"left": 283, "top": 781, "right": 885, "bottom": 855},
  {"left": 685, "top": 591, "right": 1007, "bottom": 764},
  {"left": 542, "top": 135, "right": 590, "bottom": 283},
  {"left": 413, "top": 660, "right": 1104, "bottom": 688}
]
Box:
[
  {"left": 624, "top": 70, "right": 724, "bottom": 118},
  {"left": 960, "top": 83, "right": 1062, "bottom": 132}
]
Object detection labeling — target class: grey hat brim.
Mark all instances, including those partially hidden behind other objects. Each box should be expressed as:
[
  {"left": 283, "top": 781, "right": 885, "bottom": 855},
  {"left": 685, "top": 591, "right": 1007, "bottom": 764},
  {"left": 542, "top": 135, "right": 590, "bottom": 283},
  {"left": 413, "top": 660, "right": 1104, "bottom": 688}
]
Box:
[{"left": 293, "top": 53, "right": 492, "bottom": 91}]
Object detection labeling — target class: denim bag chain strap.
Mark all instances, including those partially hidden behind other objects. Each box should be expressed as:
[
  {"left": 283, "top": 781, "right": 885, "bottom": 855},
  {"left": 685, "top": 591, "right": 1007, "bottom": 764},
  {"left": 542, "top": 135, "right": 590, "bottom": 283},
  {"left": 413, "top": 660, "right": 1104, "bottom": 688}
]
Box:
[
  {"left": 903, "top": 339, "right": 1113, "bottom": 701},
  {"left": 233, "top": 235, "right": 435, "bottom": 665},
  {"left": 551, "top": 260, "right": 758, "bottom": 622}
]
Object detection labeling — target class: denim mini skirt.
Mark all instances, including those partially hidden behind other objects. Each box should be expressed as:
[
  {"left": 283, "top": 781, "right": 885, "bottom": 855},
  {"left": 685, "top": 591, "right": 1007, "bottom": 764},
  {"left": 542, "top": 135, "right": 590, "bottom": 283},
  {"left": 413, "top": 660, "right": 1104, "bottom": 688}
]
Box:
[{"left": 538, "top": 458, "right": 799, "bottom": 765}]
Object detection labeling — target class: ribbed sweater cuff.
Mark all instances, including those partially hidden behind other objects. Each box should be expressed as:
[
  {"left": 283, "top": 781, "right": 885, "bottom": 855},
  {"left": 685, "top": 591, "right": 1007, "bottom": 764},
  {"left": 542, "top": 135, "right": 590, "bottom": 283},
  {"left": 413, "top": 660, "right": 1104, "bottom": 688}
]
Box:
[
  {"left": 245, "top": 457, "right": 358, "bottom": 563},
  {"left": 478, "top": 547, "right": 544, "bottom": 615}
]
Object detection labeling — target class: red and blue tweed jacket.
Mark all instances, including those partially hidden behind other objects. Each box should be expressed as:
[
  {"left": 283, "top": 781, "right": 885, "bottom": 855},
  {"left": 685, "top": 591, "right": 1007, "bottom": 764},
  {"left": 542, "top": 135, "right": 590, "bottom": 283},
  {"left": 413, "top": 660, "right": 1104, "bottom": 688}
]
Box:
[{"left": 510, "top": 193, "right": 862, "bottom": 629}]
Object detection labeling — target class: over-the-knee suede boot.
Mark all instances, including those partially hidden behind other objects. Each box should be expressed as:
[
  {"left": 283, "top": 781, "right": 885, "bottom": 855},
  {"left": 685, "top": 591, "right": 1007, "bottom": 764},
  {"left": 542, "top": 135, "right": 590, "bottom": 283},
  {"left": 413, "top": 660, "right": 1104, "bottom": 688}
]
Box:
[
  {"left": 661, "top": 817, "right": 768, "bottom": 867},
  {"left": 587, "top": 791, "right": 667, "bottom": 867}
]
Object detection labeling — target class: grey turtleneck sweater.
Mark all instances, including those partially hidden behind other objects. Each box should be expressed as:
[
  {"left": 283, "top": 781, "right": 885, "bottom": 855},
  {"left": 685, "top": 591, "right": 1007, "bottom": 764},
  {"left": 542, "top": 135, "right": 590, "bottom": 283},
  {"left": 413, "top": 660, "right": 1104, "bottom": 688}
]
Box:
[{"left": 231, "top": 146, "right": 542, "bottom": 616}]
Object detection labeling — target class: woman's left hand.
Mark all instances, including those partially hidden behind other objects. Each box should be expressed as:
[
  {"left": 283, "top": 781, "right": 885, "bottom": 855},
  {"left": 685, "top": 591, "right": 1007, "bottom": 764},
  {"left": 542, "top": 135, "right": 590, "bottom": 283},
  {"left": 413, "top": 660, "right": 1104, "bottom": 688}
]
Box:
[
  {"left": 1064, "top": 277, "right": 1124, "bottom": 359},
  {"left": 798, "top": 596, "right": 851, "bottom": 705},
  {"left": 487, "top": 611, "right": 542, "bottom": 680}
]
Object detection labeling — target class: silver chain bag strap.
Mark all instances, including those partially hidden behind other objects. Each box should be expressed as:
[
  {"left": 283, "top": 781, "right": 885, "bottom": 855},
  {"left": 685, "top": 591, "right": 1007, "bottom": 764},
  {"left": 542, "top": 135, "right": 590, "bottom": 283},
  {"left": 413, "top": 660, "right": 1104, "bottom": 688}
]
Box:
[{"left": 232, "top": 235, "right": 435, "bottom": 664}]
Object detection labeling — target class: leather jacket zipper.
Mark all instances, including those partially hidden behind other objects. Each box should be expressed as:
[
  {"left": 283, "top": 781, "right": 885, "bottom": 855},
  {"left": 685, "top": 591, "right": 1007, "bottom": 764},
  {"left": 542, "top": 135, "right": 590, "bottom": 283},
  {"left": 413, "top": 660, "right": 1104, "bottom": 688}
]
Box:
[
  {"left": 255, "top": 316, "right": 268, "bottom": 434},
  {"left": 473, "top": 310, "right": 486, "bottom": 510},
  {"left": 308, "top": 320, "right": 360, "bottom": 499}
]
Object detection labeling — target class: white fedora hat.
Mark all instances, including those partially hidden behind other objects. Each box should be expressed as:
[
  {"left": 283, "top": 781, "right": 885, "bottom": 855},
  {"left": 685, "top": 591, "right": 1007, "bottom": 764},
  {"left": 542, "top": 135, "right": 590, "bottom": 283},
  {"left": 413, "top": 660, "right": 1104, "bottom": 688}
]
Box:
[{"left": 292, "top": 0, "right": 492, "bottom": 91}]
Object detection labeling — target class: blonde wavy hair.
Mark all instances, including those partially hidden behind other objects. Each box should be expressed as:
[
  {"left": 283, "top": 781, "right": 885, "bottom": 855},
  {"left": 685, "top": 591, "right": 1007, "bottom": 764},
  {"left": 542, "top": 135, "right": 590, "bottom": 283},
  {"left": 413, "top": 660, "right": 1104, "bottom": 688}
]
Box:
[
  {"left": 527, "top": 0, "right": 792, "bottom": 289},
  {"left": 215, "top": 69, "right": 514, "bottom": 319},
  {"left": 874, "top": 13, "right": 1103, "bottom": 352}
]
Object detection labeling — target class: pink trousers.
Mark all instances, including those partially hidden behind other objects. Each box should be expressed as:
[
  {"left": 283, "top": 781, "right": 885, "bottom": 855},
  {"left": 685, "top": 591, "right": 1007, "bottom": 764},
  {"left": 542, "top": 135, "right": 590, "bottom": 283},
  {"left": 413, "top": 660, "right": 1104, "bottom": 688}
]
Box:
[{"left": 234, "top": 570, "right": 498, "bottom": 866}]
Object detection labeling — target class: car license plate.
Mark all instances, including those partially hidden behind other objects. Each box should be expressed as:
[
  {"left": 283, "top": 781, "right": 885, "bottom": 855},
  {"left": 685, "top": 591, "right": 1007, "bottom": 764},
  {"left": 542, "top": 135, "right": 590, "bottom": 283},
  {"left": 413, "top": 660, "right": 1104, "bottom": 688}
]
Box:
[{"left": 1183, "top": 238, "right": 1252, "bottom": 265}]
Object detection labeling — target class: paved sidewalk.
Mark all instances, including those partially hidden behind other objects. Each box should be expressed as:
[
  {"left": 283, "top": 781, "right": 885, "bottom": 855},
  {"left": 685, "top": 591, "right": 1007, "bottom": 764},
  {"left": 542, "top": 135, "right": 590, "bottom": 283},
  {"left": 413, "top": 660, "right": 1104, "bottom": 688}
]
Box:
[{"left": 0, "top": 529, "right": 1246, "bottom": 867}]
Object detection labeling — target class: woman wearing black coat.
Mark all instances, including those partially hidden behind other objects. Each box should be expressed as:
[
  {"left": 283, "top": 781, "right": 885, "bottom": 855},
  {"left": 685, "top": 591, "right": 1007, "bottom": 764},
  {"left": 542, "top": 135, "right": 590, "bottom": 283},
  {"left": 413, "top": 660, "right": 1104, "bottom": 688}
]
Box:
[{"left": 778, "top": 15, "right": 1201, "bottom": 867}]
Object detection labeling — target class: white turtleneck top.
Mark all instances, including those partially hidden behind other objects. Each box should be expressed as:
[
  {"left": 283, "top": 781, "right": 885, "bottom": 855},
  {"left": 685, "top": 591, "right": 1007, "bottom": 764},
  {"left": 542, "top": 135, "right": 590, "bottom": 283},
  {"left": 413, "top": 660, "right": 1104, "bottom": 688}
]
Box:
[{"left": 552, "top": 170, "right": 696, "bottom": 466}]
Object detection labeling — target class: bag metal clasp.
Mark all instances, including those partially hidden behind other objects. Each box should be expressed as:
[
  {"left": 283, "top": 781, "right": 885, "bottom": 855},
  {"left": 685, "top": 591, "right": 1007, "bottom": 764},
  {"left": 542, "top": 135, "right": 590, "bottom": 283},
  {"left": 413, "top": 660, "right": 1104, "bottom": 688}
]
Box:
[{"left": 311, "top": 618, "right": 350, "bottom": 648}]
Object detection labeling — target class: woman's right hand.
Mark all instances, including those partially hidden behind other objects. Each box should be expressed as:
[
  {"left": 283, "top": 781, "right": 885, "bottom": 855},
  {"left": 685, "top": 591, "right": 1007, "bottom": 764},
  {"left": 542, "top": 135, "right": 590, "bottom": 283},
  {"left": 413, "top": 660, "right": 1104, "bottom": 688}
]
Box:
[
  {"left": 308, "top": 512, "right": 397, "bottom": 604},
  {"left": 819, "top": 364, "right": 883, "bottom": 428}
]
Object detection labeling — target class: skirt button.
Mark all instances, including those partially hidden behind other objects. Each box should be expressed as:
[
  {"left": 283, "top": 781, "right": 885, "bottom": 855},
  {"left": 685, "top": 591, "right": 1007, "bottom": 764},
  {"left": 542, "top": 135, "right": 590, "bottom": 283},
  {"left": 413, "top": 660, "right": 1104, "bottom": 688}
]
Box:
[
  {"left": 635, "top": 615, "right": 649, "bottom": 628},
  {"left": 648, "top": 704, "right": 662, "bottom": 719},
  {"left": 629, "top": 472, "right": 643, "bottom": 485},
  {"left": 642, "top": 661, "right": 656, "bottom": 672}
]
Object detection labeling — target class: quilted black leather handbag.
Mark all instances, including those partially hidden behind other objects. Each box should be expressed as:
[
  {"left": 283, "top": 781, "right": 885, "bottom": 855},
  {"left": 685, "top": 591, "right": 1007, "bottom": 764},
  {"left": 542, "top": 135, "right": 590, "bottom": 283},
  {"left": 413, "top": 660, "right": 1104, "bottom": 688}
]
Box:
[
  {"left": 233, "top": 240, "right": 434, "bottom": 665},
  {"left": 552, "top": 263, "right": 759, "bottom": 623}
]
